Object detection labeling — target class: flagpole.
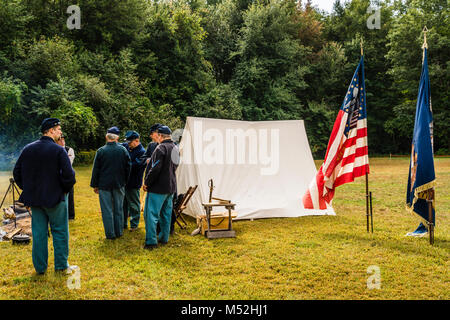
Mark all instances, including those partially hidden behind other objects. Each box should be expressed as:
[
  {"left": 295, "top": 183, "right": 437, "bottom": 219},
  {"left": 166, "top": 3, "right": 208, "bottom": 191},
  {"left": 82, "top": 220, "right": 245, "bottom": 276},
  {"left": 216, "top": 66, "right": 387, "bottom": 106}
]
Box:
[
  {"left": 361, "top": 38, "right": 372, "bottom": 233},
  {"left": 427, "top": 190, "right": 434, "bottom": 245},
  {"left": 422, "top": 26, "right": 434, "bottom": 245},
  {"left": 366, "top": 173, "right": 370, "bottom": 232}
]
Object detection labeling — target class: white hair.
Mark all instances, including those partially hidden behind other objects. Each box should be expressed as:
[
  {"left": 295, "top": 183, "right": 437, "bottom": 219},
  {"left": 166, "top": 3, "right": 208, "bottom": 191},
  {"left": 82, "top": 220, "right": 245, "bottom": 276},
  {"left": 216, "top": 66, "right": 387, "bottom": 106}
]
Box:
[
  {"left": 106, "top": 133, "right": 119, "bottom": 141},
  {"left": 159, "top": 133, "right": 171, "bottom": 139}
]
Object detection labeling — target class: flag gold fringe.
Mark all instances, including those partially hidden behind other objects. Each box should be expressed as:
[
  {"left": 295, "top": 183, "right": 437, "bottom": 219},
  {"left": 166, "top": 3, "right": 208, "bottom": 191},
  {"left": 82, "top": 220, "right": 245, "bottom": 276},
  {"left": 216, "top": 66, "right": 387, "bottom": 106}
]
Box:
[{"left": 405, "top": 180, "right": 436, "bottom": 228}]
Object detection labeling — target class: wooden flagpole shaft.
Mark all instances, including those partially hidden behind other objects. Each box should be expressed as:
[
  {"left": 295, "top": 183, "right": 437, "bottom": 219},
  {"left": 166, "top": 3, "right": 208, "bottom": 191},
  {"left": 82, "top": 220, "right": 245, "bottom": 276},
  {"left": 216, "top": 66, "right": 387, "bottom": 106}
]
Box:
[
  {"left": 365, "top": 172, "right": 369, "bottom": 232},
  {"left": 370, "top": 191, "right": 373, "bottom": 233},
  {"left": 427, "top": 190, "right": 434, "bottom": 245}
]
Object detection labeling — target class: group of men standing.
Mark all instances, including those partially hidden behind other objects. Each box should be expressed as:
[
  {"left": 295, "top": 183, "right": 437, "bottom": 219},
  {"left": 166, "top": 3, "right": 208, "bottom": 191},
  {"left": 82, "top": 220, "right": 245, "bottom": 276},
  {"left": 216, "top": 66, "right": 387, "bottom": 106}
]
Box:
[
  {"left": 13, "top": 118, "right": 179, "bottom": 275},
  {"left": 89, "top": 123, "right": 179, "bottom": 250}
]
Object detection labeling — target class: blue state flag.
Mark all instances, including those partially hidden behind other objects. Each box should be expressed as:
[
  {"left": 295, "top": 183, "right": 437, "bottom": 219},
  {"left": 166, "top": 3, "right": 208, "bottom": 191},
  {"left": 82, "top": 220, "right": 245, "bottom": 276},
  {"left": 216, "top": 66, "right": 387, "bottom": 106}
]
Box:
[{"left": 406, "top": 48, "right": 435, "bottom": 225}]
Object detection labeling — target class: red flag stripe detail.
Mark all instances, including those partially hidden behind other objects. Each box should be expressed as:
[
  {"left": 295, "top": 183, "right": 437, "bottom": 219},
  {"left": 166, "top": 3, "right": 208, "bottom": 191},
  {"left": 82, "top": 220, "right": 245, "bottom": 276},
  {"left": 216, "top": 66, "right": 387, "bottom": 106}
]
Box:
[
  {"left": 341, "top": 146, "right": 368, "bottom": 167},
  {"left": 342, "top": 128, "right": 367, "bottom": 148},
  {"left": 334, "top": 164, "right": 369, "bottom": 188},
  {"left": 315, "top": 169, "right": 327, "bottom": 209},
  {"left": 302, "top": 190, "right": 314, "bottom": 209}
]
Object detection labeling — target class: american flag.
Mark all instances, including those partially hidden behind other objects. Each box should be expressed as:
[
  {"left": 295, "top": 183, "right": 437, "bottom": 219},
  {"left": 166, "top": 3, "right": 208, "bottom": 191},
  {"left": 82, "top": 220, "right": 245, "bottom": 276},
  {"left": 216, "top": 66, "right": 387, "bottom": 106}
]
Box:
[{"left": 303, "top": 56, "right": 369, "bottom": 210}]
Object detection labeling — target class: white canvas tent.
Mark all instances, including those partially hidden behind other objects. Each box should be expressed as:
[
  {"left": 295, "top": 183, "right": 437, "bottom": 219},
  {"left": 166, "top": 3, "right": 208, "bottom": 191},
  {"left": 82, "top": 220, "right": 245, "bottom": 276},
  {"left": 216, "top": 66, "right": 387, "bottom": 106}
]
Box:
[{"left": 176, "top": 117, "right": 335, "bottom": 220}]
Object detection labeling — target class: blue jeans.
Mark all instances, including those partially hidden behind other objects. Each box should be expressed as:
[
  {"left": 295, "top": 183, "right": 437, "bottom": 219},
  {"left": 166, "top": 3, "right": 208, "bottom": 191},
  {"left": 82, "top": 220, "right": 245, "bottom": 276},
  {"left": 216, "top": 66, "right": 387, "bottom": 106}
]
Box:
[
  {"left": 99, "top": 188, "right": 125, "bottom": 239},
  {"left": 31, "top": 198, "right": 69, "bottom": 273},
  {"left": 143, "top": 192, "right": 173, "bottom": 245}
]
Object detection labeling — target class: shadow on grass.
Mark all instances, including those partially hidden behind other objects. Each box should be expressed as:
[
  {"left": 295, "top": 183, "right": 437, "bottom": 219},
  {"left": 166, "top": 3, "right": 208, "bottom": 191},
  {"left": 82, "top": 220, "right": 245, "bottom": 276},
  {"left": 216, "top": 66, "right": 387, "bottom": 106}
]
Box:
[
  {"left": 320, "top": 231, "right": 449, "bottom": 256},
  {"left": 92, "top": 224, "right": 201, "bottom": 260}
]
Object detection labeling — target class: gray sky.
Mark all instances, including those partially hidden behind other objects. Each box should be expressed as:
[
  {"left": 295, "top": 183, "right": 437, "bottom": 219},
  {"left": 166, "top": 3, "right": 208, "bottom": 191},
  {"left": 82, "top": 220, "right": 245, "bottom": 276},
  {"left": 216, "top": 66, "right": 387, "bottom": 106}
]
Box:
[{"left": 311, "top": 0, "right": 338, "bottom": 13}]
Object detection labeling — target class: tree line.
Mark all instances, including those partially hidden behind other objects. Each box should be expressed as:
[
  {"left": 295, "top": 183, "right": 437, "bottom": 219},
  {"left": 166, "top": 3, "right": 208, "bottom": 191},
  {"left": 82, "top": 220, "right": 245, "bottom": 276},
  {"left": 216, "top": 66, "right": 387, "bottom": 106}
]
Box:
[{"left": 0, "top": 0, "right": 448, "bottom": 169}]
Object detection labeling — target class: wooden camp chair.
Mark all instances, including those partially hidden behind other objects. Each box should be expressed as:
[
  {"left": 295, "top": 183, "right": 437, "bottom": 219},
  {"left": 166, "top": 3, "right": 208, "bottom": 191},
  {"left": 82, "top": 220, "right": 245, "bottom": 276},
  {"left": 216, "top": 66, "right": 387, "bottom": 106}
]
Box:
[
  {"left": 208, "top": 179, "right": 231, "bottom": 204},
  {"left": 199, "top": 179, "right": 236, "bottom": 239},
  {"left": 173, "top": 185, "right": 198, "bottom": 229}
]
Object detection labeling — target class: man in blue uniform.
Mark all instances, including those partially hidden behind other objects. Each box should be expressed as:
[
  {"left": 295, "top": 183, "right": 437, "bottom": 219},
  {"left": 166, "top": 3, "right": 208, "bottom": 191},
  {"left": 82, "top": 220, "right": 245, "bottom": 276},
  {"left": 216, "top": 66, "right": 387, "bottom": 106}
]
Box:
[
  {"left": 142, "top": 125, "right": 179, "bottom": 249},
  {"left": 90, "top": 127, "right": 131, "bottom": 239},
  {"left": 122, "top": 131, "right": 146, "bottom": 231},
  {"left": 13, "top": 118, "right": 76, "bottom": 274},
  {"left": 142, "top": 123, "right": 162, "bottom": 176},
  {"left": 143, "top": 123, "right": 178, "bottom": 235}
]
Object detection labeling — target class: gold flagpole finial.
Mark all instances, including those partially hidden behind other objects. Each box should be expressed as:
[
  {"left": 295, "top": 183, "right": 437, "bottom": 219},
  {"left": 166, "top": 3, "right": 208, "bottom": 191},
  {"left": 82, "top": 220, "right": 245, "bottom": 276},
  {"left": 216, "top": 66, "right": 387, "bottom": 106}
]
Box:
[
  {"left": 360, "top": 38, "right": 364, "bottom": 56},
  {"left": 422, "top": 26, "right": 428, "bottom": 63},
  {"left": 422, "top": 26, "right": 429, "bottom": 49}
]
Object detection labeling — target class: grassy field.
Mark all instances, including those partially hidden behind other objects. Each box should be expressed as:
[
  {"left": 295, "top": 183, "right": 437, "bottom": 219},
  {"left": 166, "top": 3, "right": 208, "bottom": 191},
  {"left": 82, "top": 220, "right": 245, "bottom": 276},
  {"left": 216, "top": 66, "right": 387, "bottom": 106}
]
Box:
[{"left": 0, "top": 158, "right": 448, "bottom": 300}]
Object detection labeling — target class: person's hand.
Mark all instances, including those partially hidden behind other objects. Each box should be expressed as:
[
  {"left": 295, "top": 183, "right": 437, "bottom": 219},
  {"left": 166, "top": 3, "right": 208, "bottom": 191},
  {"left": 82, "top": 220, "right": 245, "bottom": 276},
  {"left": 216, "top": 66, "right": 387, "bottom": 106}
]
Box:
[
  {"left": 94, "top": 188, "right": 99, "bottom": 194},
  {"left": 146, "top": 158, "right": 150, "bottom": 164},
  {"left": 142, "top": 185, "right": 147, "bottom": 192}
]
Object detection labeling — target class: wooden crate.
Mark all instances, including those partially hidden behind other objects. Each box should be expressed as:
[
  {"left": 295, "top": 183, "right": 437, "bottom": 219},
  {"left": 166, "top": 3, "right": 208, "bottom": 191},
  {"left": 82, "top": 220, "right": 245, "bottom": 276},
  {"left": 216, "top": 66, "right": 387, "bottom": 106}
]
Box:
[{"left": 197, "top": 211, "right": 238, "bottom": 236}]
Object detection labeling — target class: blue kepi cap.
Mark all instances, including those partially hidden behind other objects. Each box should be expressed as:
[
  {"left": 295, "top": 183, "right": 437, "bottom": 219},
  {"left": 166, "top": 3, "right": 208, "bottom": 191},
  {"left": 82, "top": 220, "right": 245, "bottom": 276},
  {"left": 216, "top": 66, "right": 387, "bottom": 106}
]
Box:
[
  {"left": 107, "top": 126, "right": 120, "bottom": 135},
  {"left": 149, "top": 123, "right": 162, "bottom": 133},
  {"left": 157, "top": 125, "right": 172, "bottom": 135},
  {"left": 125, "top": 130, "right": 140, "bottom": 141},
  {"left": 40, "top": 118, "right": 61, "bottom": 133}
]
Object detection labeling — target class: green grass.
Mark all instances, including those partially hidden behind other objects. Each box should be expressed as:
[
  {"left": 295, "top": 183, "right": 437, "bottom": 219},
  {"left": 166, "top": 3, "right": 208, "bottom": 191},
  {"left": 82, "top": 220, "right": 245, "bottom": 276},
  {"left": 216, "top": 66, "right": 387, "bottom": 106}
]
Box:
[{"left": 0, "top": 158, "right": 448, "bottom": 299}]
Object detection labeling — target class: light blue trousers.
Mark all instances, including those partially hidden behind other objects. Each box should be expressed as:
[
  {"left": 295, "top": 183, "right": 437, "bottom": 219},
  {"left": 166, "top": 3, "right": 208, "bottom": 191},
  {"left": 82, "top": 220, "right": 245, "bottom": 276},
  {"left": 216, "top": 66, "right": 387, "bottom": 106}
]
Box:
[
  {"left": 143, "top": 192, "right": 173, "bottom": 245},
  {"left": 99, "top": 188, "right": 125, "bottom": 239},
  {"left": 31, "top": 198, "right": 69, "bottom": 273}
]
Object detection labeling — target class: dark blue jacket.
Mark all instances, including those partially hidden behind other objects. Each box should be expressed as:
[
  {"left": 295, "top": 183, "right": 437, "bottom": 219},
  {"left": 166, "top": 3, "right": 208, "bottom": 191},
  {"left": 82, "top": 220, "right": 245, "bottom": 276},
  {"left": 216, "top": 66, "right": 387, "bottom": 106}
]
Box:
[
  {"left": 145, "top": 139, "right": 178, "bottom": 194},
  {"left": 122, "top": 142, "right": 146, "bottom": 189},
  {"left": 90, "top": 142, "right": 131, "bottom": 190},
  {"left": 13, "top": 136, "right": 76, "bottom": 208},
  {"left": 143, "top": 141, "right": 158, "bottom": 176}
]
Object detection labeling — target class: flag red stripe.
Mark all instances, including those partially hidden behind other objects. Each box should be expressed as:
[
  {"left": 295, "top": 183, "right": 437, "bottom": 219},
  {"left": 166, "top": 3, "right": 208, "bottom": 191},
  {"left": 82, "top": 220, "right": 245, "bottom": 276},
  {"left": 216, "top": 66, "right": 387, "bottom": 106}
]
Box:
[
  {"left": 342, "top": 128, "right": 367, "bottom": 149},
  {"left": 302, "top": 167, "right": 328, "bottom": 210},
  {"left": 341, "top": 146, "right": 368, "bottom": 167},
  {"left": 315, "top": 167, "right": 328, "bottom": 210},
  {"left": 302, "top": 190, "right": 314, "bottom": 209},
  {"left": 334, "top": 164, "right": 369, "bottom": 188}
]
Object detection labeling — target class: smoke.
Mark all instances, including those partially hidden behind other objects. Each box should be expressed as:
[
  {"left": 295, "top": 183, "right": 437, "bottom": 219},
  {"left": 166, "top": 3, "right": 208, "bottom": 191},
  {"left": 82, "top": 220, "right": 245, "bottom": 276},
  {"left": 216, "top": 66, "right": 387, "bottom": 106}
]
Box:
[
  {"left": 0, "top": 115, "right": 40, "bottom": 172},
  {"left": 0, "top": 151, "right": 18, "bottom": 171},
  {"left": 0, "top": 172, "right": 11, "bottom": 202},
  {"left": 0, "top": 133, "right": 35, "bottom": 171},
  {"left": 0, "top": 136, "right": 23, "bottom": 202},
  {"left": 0, "top": 131, "right": 37, "bottom": 205}
]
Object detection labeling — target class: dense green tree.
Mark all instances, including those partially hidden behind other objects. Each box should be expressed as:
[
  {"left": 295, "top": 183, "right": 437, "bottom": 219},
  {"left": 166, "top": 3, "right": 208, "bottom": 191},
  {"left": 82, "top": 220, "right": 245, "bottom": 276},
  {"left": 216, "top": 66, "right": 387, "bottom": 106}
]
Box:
[
  {"left": 0, "top": 75, "right": 37, "bottom": 169},
  {"left": 192, "top": 83, "right": 242, "bottom": 119},
  {"left": 25, "top": 36, "right": 78, "bottom": 87},
  {"left": 0, "top": 0, "right": 448, "bottom": 167},
  {"left": 52, "top": 100, "right": 98, "bottom": 149},
  {"left": 132, "top": 2, "right": 214, "bottom": 118},
  {"left": 20, "top": 0, "right": 148, "bottom": 52},
  {"left": 201, "top": 0, "right": 244, "bottom": 83},
  {"left": 231, "top": 0, "right": 311, "bottom": 121},
  {"left": 0, "top": 76, "right": 27, "bottom": 123},
  {"left": 385, "top": 0, "right": 449, "bottom": 154},
  {"left": 0, "top": 0, "right": 32, "bottom": 52},
  {"left": 321, "top": 0, "right": 397, "bottom": 154}
]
